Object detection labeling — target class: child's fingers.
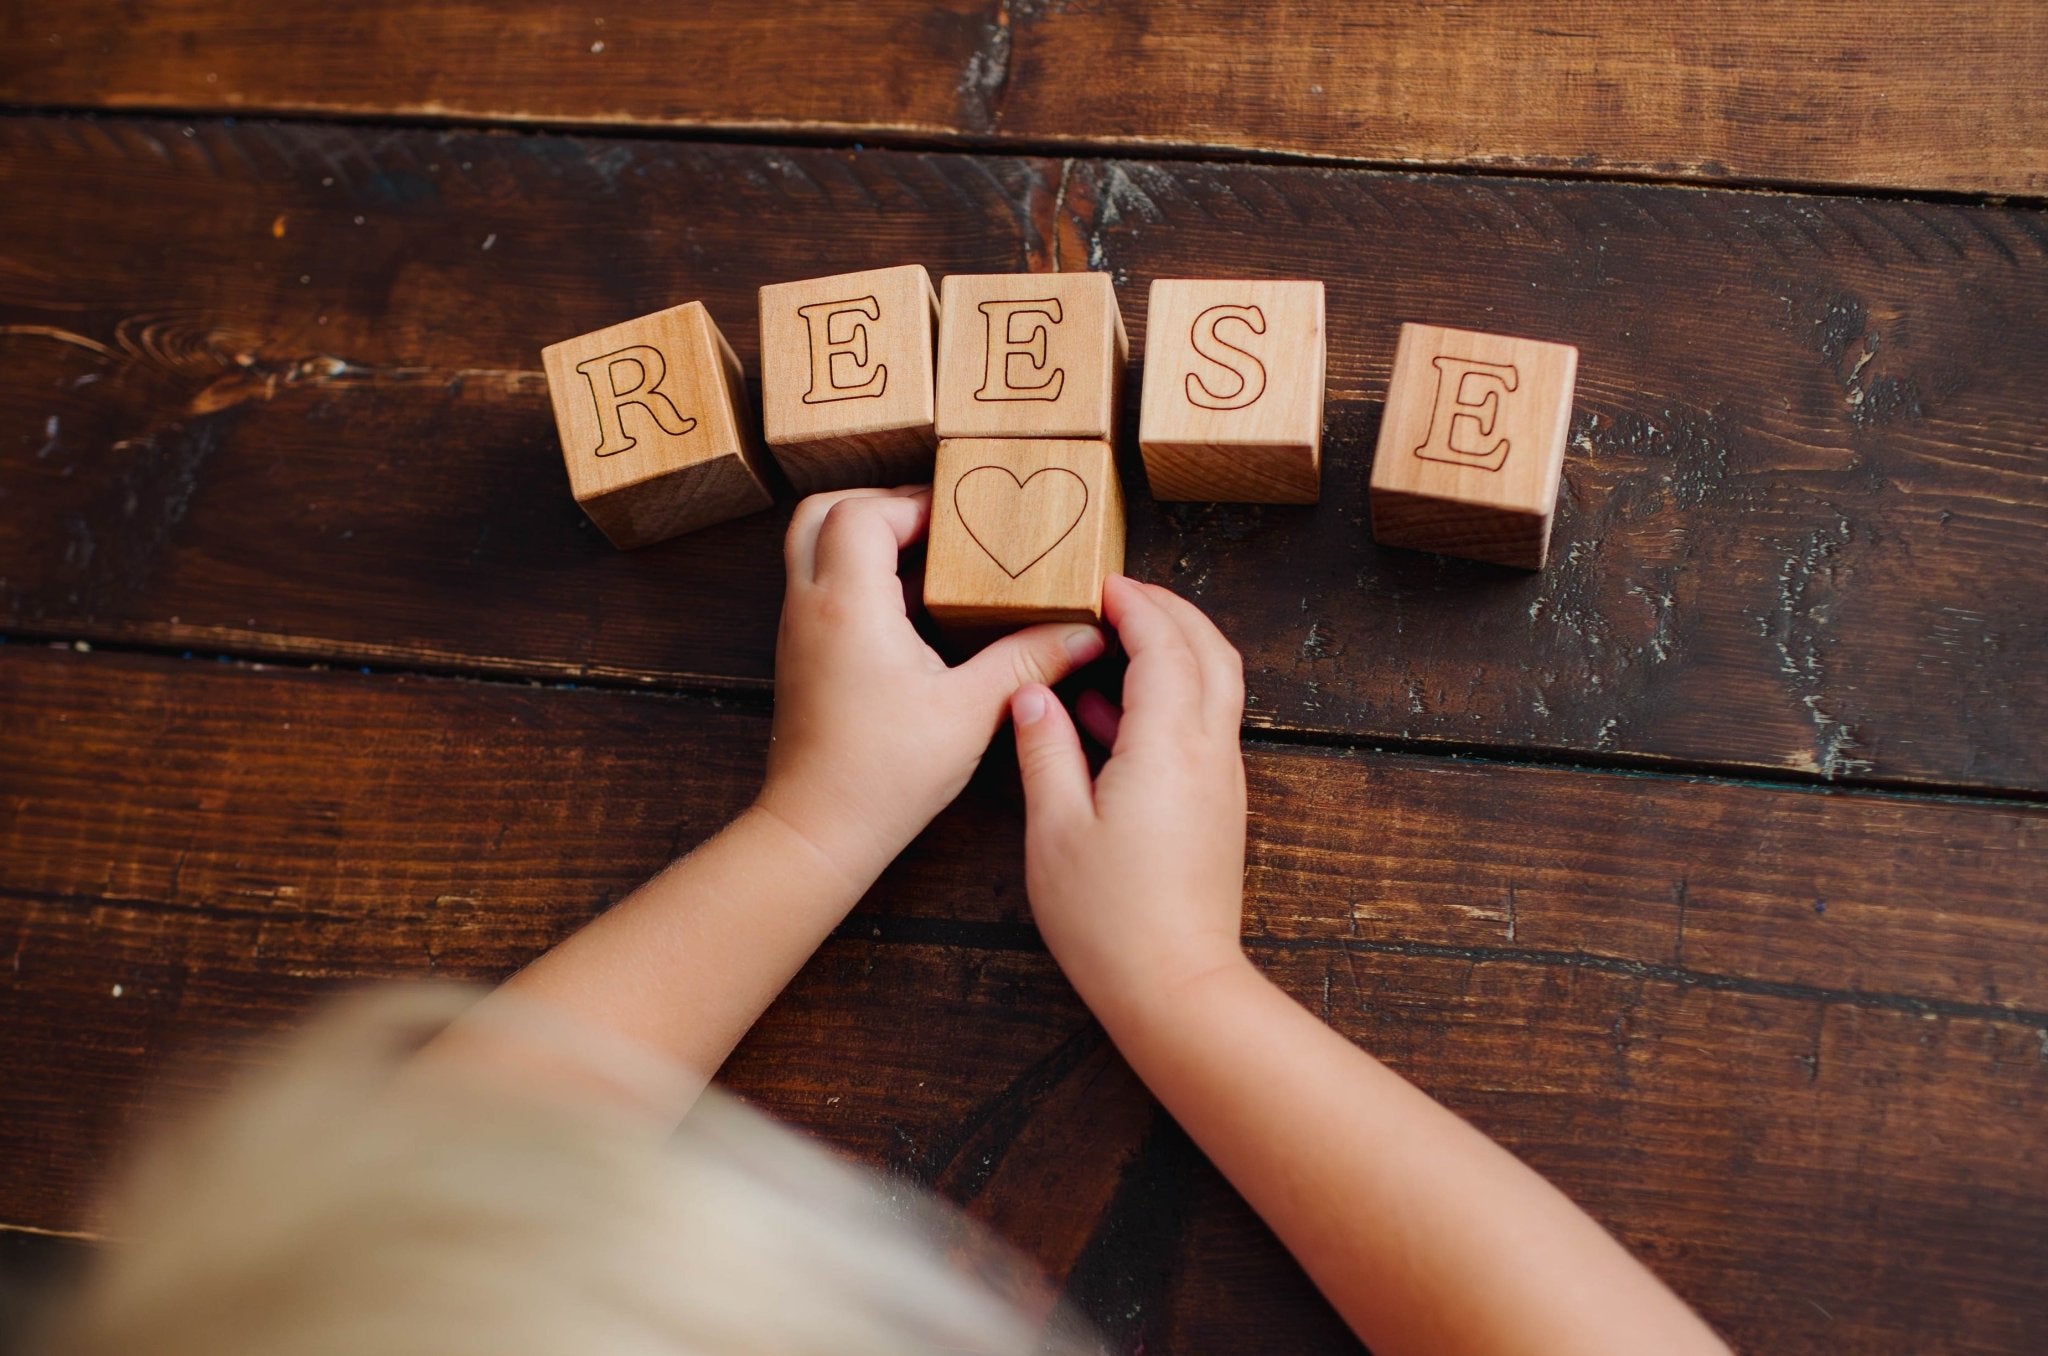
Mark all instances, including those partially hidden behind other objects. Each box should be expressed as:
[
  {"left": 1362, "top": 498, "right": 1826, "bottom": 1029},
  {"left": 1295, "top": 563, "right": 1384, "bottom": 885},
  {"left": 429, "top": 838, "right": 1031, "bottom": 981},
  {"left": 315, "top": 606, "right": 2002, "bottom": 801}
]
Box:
[
  {"left": 809, "top": 490, "right": 933, "bottom": 596},
  {"left": 1102, "top": 575, "right": 1210, "bottom": 742},
  {"left": 958, "top": 623, "right": 1107, "bottom": 716},
  {"left": 1131, "top": 581, "right": 1245, "bottom": 732},
  {"left": 1011, "top": 685, "right": 1095, "bottom": 829},
  {"left": 784, "top": 488, "right": 873, "bottom": 582},
  {"left": 783, "top": 485, "right": 929, "bottom": 585},
  {"left": 1075, "top": 689, "right": 1123, "bottom": 750}
]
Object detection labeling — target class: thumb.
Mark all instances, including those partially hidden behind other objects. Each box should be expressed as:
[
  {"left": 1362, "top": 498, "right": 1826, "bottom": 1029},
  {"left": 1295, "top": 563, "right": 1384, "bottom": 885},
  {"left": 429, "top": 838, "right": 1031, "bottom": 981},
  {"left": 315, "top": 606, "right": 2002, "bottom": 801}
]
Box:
[
  {"left": 958, "top": 623, "right": 1106, "bottom": 715},
  {"left": 1010, "top": 685, "right": 1094, "bottom": 828}
]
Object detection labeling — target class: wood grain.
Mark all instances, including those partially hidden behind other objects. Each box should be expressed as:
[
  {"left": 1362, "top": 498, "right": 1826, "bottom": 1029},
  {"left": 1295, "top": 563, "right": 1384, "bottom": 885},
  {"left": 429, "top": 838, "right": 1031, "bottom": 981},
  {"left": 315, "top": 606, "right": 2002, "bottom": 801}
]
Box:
[
  {"left": 1, "top": 2, "right": 2042, "bottom": 195},
  {"left": 5, "top": 644, "right": 2041, "bottom": 1011},
  {"left": 2, "top": 645, "right": 2044, "bottom": 1351},
  {"left": 0, "top": 121, "right": 1063, "bottom": 691},
  {"left": 1, "top": 120, "right": 2042, "bottom": 790},
  {"left": 1069, "top": 157, "right": 2048, "bottom": 789},
  {"left": 997, "top": 1, "right": 2048, "bottom": 196},
  {"left": 1, "top": 18, "right": 2041, "bottom": 1355}
]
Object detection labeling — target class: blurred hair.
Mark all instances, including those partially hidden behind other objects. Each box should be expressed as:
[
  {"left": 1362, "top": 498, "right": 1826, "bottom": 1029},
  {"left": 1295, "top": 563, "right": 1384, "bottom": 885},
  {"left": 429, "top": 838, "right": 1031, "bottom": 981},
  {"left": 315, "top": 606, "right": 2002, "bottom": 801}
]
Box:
[{"left": 33, "top": 986, "right": 1103, "bottom": 1356}]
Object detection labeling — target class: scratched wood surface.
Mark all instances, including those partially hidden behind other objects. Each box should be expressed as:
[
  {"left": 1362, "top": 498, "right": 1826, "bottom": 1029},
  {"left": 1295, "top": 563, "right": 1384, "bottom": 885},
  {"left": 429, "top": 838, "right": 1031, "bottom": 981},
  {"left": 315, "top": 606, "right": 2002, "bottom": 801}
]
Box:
[
  {"left": 3, "top": 645, "right": 2045, "bottom": 1353},
  {"left": 3, "top": 10, "right": 2046, "bottom": 1351},
  {"left": 1, "top": 1, "right": 2043, "bottom": 195},
  {"left": 3, "top": 120, "right": 2044, "bottom": 793}
]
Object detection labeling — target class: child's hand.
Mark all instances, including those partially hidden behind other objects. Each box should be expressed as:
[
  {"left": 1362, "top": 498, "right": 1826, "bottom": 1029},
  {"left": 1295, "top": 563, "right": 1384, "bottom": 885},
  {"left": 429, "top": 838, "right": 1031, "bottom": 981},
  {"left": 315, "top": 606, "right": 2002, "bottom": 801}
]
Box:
[
  {"left": 1009, "top": 575, "right": 1249, "bottom": 1020},
  {"left": 756, "top": 486, "right": 1107, "bottom": 884}
]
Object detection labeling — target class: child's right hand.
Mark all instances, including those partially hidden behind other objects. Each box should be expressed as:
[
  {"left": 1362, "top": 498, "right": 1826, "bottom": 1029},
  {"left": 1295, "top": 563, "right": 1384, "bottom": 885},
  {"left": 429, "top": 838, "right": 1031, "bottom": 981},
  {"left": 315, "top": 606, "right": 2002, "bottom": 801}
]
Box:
[{"left": 1009, "top": 576, "right": 1250, "bottom": 1023}]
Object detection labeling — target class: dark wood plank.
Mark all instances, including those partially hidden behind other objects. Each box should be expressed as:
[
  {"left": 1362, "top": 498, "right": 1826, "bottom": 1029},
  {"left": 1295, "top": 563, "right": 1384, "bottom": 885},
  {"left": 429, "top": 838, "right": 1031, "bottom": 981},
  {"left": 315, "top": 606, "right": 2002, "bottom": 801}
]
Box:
[
  {"left": 1177, "top": 952, "right": 2048, "bottom": 1356},
  {"left": 0, "top": 3, "right": 995, "bottom": 145},
  {"left": 2, "top": 646, "right": 2045, "bottom": 1350},
  {"left": 1001, "top": 2, "right": 2048, "bottom": 196},
  {"left": 16, "top": 900, "right": 2046, "bottom": 1353},
  {"left": 2, "top": 3, "right": 2043, "bottom": 195},
  {"left": 0, "top": 119, "right": 1064, "bottom": 689},
  {"left": 4, "top": 644, "right": 2042, "bottom": 1012},
  {"left": 4, "top": 119, "right": 2044, "bottom": 791},
  {"left": 1075, "top": 158, "right": 2048, "bottom": 792}
]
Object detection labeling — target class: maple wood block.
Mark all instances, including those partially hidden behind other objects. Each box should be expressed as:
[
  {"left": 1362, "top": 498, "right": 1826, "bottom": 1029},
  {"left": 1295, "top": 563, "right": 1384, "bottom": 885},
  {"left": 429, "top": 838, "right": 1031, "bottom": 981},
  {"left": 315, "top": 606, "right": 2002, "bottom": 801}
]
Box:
[
  {"left": 757, "top": 263, "right": 939, "bottom": 494},
  {"left": 1137, "top": 279, "right": 1326, "bottom": 503},
  {"left": 934, "top": 273, "right": 1129, "bottom": 441},
  {"left": 542, "top": 301, "right": 773, "bottom": 549},
  {"left": 924, "top": 438, "right": 1125, "bottom": 626},
  {"left": 1368, "top": 322, "right": 1579, "bottom": 569}
]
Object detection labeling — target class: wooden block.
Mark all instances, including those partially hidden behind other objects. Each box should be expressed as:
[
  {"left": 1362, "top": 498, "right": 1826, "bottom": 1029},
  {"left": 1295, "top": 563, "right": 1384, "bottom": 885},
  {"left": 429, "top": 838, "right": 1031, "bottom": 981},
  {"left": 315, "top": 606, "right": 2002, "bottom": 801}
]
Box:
[
  {"left": 934, "top": 273, "right": 1129, "bottom": 441},
  {"left": 757, "top": 263, "right": 940, "bottom": 493},
  {"left": 1368, "top": 322, "right": 1579, "bottom": 569},
  {"left": 924, "top": 438, "right": 1125, "bottom": 626},
  {"left": 1137, "top": 279, "right": 1326, "bottom": 503},
  {"left": 542, "top": 301, "right": 774, "bottom": 549}
]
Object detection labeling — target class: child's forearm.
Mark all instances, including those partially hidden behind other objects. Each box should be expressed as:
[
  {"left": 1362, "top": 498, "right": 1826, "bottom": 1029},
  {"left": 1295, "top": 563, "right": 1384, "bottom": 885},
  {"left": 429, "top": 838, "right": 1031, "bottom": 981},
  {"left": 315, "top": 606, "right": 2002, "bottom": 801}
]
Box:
[
  {"left": 494, "top": 802, "right": 885, "bottom": 1111},
  {"left": 444, "top": 489, "right": 1101, "bottom": 1121},
  {"left": 1089, "top": 959, "right": 1730, "bottom": 1356}
]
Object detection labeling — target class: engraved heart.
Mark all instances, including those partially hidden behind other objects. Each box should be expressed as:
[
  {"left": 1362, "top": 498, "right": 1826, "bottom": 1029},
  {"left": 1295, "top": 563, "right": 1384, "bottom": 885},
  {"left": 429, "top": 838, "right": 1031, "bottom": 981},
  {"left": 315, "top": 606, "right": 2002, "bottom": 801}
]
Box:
[{"left": 954, "top": 465, "right": 1090, "bottom": 579}]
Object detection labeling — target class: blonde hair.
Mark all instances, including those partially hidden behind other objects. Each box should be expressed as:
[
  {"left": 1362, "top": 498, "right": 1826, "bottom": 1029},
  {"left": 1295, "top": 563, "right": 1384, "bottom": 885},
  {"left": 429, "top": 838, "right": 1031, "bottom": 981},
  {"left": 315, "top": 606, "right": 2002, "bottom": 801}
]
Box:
[{"left": 36, "top": 986, "right": 1102, "bottom": 1356}]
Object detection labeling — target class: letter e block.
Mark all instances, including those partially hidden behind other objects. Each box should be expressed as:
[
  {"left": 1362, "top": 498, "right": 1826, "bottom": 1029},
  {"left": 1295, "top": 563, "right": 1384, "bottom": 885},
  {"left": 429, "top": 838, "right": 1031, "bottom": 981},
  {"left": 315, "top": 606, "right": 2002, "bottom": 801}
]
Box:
[
  {"left": 758, "top": 264, "right": 939, "bottom": 493},
  {"left": 1138, "top": 279, "right": 1325, "bottom": 503},
  {"left": 1368, "top": 323, "right": 1579, "bottom": 569},
  {"left": 924, "top": 438, "right": 1125, "bottom": 626},
  {"left": 934, "top": 273, "right": 1128, "bottom": 441},
  {"left": 542, "top": 301, "right": 773, "bottom": 549}
]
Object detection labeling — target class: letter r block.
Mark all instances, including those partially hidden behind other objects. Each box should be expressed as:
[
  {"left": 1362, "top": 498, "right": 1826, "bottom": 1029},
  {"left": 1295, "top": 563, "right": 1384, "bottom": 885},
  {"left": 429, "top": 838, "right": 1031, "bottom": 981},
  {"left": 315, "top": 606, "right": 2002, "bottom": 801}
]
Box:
[
  {"left": 1137, "top": 279, "right": 1326, "bottom": 503},
  {"left": 542, "top": 301, "right": 773, "bottom": 550},
  {"left": 1368, "top": 323, "right": 1579, "bottom": 569},
  {"left": 758, "top": 264, "right": 940, "bottom": 493},
  {"left": 934, "top": 273, "right": 1128, "bottom": 440}
]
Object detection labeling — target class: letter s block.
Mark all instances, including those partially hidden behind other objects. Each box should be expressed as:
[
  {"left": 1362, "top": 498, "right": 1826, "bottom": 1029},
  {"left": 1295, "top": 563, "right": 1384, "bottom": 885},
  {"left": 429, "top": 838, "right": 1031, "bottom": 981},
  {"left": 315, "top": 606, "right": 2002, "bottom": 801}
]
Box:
[
  {"left": 934, "top": 273, "right": 1128, "bottom": 441},
  {"left": 758, "top": 264, "right": 940, "bottom": 493},
  {"left": 1137, "top": 279, "right": 1326, "bottom": 503},
  {"left": 1368, "top": 322, "right": 1579, "bottom": 570},
  {"left": 542, "top": 301, "right": 774, "bottom": 550}
]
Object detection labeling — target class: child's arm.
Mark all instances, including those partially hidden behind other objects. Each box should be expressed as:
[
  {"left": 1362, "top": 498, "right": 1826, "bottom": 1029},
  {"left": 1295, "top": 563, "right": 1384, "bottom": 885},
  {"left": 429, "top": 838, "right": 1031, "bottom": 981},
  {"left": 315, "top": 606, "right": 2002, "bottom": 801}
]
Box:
[
  {"left": 495, "top": 486, "right": 1105, "bottom": 1108},
  {"left": 1010, "top": 575, "right": 1729, "bottom": 1356}
]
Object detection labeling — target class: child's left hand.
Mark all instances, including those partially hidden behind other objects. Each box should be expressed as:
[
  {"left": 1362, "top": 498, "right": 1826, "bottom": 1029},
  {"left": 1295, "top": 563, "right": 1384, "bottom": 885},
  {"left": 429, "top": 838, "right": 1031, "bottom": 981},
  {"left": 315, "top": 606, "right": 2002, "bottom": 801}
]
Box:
[{"left": 754, "top": 486, "right": 1107, "bottom": 884}]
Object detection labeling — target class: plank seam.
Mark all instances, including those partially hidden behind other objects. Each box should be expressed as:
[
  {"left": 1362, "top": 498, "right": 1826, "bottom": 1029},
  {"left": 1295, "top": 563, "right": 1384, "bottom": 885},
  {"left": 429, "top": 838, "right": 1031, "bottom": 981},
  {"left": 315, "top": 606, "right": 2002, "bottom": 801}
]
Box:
[
  {"left": 10, "top": 885, "right": 2040, "bottom": 1030},
  {"left": 0, "top": 103, "right": 2039, "bottom": 209},
  {"left": 0, "top": 1221, "right": 96, "bottom": 1243},
  {"left": 844, "top": 915, "right": 2048, "bottom": 1029},
  {"left": 8, "top": 633, "right": 2044, "bottom": 808}
]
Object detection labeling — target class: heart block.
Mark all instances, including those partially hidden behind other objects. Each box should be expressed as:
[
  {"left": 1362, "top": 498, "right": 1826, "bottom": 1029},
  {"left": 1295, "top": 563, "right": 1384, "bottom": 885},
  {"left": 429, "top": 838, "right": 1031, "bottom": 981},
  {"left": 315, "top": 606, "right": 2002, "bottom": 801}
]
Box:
[{"left": 925, "top": 439, "right": 1126, "bottom": 626}]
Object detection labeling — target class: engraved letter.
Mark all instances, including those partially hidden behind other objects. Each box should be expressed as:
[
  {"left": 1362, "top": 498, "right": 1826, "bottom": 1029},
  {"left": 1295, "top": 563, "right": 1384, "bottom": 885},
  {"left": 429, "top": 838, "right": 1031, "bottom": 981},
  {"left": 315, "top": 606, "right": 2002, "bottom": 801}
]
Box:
[
  {"left": 573, "top": 345, "right": 697, "bottom": 457},
  {"left": 975, "top": 298, "right": 1065, "bottom": 402},
  {"left": 797, "top": 295, "right": 887, "bottom": 403},
  {"left": 1184, "top": 303, "right": 1268, "bottom": 410},
  {"left": 1413, "top": 356, "right": 1520, "bottom": 473}
]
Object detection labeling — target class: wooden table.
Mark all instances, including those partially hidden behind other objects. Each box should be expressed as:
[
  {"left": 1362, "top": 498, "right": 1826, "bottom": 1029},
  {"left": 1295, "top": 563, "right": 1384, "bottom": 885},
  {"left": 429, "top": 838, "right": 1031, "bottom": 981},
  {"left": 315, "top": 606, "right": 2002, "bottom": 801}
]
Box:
[{"left": 2, "top": 4, "right": 2044, "bottom": 1350}]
